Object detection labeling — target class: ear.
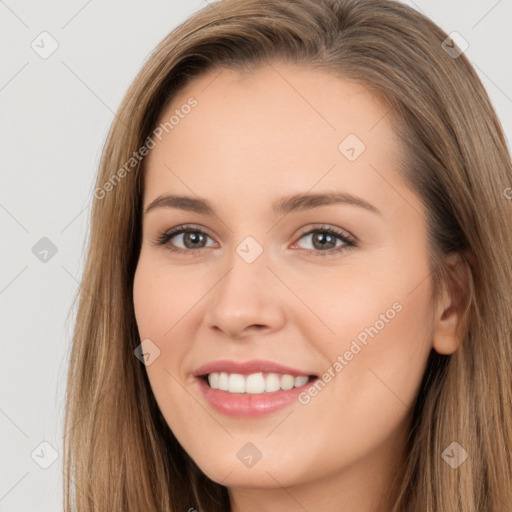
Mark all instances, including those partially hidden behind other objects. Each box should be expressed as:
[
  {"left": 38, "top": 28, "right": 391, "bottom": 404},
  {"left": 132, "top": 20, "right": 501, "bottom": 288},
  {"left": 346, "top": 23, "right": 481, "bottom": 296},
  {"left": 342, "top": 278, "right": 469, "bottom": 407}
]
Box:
[{"left": 432, "top": 252, "right": 472, "bottom": 355}]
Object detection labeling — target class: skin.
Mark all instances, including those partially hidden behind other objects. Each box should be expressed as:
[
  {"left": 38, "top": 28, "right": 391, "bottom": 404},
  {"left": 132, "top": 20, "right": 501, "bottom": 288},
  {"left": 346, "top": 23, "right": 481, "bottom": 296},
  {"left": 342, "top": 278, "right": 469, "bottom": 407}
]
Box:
[{"left": 132, "top": 62, "right": 464, "bottom": 512}]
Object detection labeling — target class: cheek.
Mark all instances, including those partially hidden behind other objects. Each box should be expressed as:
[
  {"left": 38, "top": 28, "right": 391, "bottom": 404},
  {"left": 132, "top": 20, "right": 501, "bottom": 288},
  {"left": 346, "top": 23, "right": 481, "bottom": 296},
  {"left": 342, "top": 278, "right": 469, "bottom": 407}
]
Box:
[
  {"left": 132, "top": 254, "right": 211, "bottom": 433},
  {"left": 305, "top": 266, "right": 434, "bottom": 421},
  {"left": 278, "top": 249, "right": 433, "bottom": 367},
  {"left": 133, "top": 254, "right": 203, "bottom": 339},
  {"left": 284, "top": 254, "right": 434, "bottom": 439}
]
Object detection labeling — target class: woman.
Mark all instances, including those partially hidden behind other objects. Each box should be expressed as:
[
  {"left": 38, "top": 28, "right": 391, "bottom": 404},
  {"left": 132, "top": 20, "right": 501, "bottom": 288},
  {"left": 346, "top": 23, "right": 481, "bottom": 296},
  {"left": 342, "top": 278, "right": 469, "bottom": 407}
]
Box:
[{"left": 64, "top": 0, "right": 512, "bottom": 510}]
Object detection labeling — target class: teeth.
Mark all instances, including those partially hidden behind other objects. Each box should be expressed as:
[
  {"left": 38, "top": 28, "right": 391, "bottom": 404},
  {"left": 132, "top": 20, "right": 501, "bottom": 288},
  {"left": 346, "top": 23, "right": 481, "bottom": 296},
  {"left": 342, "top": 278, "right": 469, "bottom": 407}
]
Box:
[
  {"left": 294, "top": 375, "right": 309, "bottom": 387},
  {"left": 206, "top": 372, "right": 311, "bottom": 393},
  {"left": 265, "top": 373, "right": 281, "bottom": 392},
  {"left": 280, "top": 374, "right": 295, "bottom": 391},
  {"left": 246, "top": 372, "right": 265, "bottom": 394},
  {"left": 228, "top": 373, "right": 245, "bottom": 393},
  {"left": 218, "top": 372, "right": 229, "bottom": 391}
]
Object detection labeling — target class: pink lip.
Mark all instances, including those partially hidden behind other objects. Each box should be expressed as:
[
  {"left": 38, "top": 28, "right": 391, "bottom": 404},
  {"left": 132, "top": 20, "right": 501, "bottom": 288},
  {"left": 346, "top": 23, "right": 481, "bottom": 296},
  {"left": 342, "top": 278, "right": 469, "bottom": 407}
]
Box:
[
  {"left": 193, "top": 359, "right": 317, "bottom": 418},
  {"left": 195, "top": 376, "right": 315, "bottom": 417}
]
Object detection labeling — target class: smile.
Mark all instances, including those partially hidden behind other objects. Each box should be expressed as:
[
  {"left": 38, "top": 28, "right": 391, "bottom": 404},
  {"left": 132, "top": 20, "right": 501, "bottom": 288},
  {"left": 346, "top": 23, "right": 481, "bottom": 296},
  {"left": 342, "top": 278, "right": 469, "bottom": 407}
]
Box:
[{"left": 206, "top": 371, "right": 312, "bottom": 394}]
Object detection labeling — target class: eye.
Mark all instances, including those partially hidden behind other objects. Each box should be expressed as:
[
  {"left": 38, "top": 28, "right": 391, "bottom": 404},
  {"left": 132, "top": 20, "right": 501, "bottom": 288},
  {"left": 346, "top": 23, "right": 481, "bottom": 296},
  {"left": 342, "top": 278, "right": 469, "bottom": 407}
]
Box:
[
  {"left": 152, "top": 224, "right": 217, "bottom": 255},
  {"left": 291, "top": 224, "right": 356, "bottom": 256},
  {"left": 152, "top": 223, "right": 357, "bottom": 257}
]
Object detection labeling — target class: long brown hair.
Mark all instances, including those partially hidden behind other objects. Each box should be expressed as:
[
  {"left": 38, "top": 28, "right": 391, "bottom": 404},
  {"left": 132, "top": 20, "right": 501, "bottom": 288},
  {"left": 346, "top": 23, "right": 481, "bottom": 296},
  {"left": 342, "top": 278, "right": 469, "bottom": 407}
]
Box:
[{"left": 63, "top": 0, "right": 512, "bottom": 510}]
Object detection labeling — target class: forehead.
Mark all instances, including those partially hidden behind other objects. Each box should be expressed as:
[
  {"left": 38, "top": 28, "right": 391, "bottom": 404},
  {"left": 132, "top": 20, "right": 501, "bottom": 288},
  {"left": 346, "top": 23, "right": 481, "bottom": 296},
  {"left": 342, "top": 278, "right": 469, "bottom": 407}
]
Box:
[{"left": 143, "top": 63, "right": 410, "bottom": 216}]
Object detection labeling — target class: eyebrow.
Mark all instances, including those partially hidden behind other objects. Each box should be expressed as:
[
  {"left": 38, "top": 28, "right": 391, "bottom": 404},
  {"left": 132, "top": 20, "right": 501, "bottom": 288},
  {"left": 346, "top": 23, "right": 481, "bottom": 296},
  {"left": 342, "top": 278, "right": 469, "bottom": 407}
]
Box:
[{"left": 144, "top": 192, "right": 380, "bottom": 216}]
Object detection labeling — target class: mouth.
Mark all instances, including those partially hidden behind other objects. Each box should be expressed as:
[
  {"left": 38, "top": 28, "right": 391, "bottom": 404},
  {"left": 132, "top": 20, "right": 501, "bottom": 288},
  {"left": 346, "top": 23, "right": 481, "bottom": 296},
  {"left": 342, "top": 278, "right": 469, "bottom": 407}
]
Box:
[
  {"left": 193, "top": 359, "right": 319, "bottom": 416},
  {"left": 199, "top": 371, "right": 317, "bottom": 394}
]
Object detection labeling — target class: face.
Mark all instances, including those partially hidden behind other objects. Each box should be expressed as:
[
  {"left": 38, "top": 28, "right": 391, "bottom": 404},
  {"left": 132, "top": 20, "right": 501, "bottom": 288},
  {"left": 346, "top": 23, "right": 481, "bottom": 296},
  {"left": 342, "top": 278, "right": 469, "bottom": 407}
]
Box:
[{"left": 133, "top": 63, "right": 437, "bottom": 506}]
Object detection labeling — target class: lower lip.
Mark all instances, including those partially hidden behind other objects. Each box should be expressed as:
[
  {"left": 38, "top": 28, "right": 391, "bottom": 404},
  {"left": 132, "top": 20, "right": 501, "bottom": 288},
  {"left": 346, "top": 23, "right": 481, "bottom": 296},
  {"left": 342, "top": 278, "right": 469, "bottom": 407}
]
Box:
[{"left": 196, "top": 377, "right": 315, "bottom": 417}]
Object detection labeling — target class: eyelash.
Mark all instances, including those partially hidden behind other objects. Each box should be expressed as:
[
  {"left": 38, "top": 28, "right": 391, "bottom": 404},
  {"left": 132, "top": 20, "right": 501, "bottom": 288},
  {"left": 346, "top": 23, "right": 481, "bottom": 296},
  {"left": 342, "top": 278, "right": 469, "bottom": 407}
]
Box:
[{"left": 151, "top": 223, "right": 357, "bottom": 257}]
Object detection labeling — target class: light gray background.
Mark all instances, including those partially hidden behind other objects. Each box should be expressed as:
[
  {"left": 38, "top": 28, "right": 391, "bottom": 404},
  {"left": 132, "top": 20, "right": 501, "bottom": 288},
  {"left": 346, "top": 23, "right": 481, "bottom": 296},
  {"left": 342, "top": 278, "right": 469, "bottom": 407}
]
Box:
[{"left": 1, "top": 1, "right": 511, "bottom": 510}]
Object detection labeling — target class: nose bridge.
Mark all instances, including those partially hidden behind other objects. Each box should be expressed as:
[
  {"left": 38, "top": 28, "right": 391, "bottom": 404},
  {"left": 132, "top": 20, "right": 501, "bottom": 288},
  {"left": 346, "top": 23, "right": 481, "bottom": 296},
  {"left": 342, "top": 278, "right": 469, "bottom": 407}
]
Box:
[{"left": 204, "top": 237, "right": 285, "bottom": 337}]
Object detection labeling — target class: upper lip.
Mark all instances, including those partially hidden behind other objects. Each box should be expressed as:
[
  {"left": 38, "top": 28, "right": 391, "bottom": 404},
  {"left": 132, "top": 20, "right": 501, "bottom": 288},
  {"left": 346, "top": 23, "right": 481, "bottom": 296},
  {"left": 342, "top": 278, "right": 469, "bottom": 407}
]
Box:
[{"left": 193, "top": 359, "right": 318, "bottom": 378}]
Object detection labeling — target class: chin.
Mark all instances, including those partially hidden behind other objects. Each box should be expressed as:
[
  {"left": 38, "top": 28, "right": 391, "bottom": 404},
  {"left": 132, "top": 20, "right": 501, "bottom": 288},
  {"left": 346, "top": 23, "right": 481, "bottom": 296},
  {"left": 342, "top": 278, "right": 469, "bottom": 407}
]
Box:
[{"left": 190, "top": 447, "right": 308, "bottom": 489}]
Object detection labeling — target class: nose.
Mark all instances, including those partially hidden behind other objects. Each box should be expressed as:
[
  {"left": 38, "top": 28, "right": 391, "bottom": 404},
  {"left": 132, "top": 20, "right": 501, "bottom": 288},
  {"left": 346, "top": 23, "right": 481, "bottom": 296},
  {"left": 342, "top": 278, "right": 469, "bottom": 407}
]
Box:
[{"left": 203, "top": 249, "right": 286, "bottom": 340}]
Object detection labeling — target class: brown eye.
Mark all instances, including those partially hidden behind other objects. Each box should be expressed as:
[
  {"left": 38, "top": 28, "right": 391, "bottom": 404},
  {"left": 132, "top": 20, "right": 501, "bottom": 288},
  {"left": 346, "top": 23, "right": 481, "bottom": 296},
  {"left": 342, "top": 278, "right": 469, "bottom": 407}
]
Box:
[
  {"left": 293, "top": 225, "right": 357, "bottom": 256},
  {"left": 177, "top": 231, "right": 208, "bottom": 249},
  {"left": 308, "top": 231, "right": 338, "bottom": 250},
  {"left": 153, "top": 225, "right": 216, "bottom": 255}
]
